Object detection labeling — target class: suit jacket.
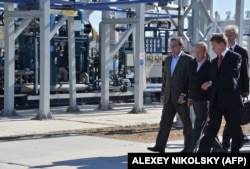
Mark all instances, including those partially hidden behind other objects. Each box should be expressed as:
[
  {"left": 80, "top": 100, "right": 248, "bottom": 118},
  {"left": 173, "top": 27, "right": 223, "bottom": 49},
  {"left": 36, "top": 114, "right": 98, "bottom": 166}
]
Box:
[
  {"left": 187, "top": 58, "right": 211, "bottom": 101},
  {"left": 209, "top": 50, "right": 243, "bottom": 109},
  {"left": 161, "top": 52, "right": 193, "bottom": 105},
  {"left": 233, "top": 44, "right": 249, "bottom": 94}
]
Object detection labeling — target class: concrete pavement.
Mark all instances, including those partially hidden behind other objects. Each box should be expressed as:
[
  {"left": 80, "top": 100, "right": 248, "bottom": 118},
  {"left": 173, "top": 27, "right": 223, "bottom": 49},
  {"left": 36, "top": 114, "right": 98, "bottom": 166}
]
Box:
[
  {"left": 0, "top": 103, "right": 163, "bottom": 138},
  {"left": 0, "top": 103, "right": 249, "bottom": 169}
]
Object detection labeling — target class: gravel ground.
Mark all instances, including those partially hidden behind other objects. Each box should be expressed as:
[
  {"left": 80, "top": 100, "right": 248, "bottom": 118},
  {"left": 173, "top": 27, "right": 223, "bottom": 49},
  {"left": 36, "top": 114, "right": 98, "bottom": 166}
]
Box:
[{"left": 81, "top": 120, "right": 250, "bottom": 143}]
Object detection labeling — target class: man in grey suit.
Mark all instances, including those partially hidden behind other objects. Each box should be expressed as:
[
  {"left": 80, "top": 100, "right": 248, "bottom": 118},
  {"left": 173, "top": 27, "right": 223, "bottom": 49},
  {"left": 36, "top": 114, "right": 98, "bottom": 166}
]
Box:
[{"left": 147, "top": 37, "right": 193, "bottom": 153}]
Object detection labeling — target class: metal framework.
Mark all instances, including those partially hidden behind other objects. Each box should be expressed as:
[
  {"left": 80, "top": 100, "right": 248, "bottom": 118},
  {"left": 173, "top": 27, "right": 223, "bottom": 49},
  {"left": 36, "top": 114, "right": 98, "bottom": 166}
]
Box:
[{"left": 0, "top": 0, "right": 246, "bottom": 119}]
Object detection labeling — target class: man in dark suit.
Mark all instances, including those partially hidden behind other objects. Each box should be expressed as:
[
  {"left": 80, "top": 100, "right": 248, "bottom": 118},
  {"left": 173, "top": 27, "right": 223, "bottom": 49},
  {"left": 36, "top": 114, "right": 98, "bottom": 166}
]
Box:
[
  {"left": 221, "top": 25, "right": 249, "bottom": 152},
  {"left": 147, "top": 37, "right": 193, "bottom": 153},
  {"left": 181, "top": 41, "right": 211, "bottom": 152},
  {"left": 198, "top": 33, "right": 243, "bottom": 153}
]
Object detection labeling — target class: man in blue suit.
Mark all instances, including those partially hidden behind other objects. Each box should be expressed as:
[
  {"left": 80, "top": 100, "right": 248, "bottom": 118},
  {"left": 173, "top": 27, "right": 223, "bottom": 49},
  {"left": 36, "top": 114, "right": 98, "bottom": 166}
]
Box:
[{"left": 198, "top": 33, "right": 243, "bottom": 153}]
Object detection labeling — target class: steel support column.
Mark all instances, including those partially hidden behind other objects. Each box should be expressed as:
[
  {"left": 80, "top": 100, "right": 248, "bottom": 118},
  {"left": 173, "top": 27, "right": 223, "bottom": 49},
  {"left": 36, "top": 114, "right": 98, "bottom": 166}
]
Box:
[
  {"left": 130, "top": 3, "right": 146, "bottom": 113},
  {"left": 99, "top": 3, "right": 112, "bottom": 110},
  {"left": 34, "top": 0, "right": 52, "bottom": 119},
  {"left": 235, "top": 0, "right": 245, "bottom": 45},
  {"left": 2, "top": 3, "right": 16, "bottom": 116},
  {"left": 66, "top": 16, "right": 80, "bottom": 113}
]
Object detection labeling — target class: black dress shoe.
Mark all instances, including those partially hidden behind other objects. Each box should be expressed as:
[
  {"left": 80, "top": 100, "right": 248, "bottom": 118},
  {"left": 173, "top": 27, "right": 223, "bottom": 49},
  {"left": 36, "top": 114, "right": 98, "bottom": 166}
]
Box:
[
  {"left": 180, "top": 148, "right": 192, "bottom": 153},
  {"left": 239, "top": 136, "right": 249, "bottom": 149},
  {"left": 222, "top": 147, "right": 229, "bottom": 153},
  {"left": 212, "top": 147, "right": 226, "bottom": 153},
  {"left": 147, "top": 146, "right": 165, "bottom": 153},
  {"left": 179, "top": 149, "right": 187, "bottom": 153}
]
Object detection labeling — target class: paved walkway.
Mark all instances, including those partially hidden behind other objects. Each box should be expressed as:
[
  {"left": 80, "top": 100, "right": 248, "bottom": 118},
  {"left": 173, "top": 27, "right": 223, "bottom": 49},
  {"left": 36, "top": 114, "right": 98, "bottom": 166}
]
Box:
[
  {"left": 0, "top": 103, "right": 163, "bottom": 138},
  {"left": 0, "top": 103, "right": 249, "bottom": 169}
]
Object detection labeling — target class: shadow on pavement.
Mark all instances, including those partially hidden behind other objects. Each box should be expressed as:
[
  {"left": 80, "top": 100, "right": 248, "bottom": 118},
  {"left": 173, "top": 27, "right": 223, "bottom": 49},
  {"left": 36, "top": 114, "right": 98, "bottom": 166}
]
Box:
[{"left": 31, "top": 155, "right": 127, "bottom": 169}]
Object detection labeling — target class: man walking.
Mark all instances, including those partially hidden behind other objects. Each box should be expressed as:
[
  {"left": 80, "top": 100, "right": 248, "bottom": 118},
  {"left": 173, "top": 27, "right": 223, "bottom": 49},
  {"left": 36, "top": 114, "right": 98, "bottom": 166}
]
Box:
[
  {"left": 221, "top": 25, "right": 249, "bottom": 152},
  {"left": 147, "top": 37, "right": 193, "bottom": 153},
  {"left": 198, "top": 33, "right": 243, "bottom": 153}
]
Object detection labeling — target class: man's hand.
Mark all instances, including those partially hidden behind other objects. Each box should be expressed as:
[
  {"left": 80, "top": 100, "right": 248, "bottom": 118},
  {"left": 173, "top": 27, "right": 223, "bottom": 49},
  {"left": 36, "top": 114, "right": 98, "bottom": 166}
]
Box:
[
  {"left": 178, "top": 95, "right": 186, "bottom": 104},
  {"left": 201, "top": 81, "right": 212, "bottom": 91}
]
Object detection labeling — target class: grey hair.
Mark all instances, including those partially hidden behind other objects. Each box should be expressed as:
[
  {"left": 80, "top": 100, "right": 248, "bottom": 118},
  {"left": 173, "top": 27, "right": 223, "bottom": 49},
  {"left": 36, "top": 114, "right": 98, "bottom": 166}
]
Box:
[{"left": 224, "top": 25, "right": 239, "bottom": 34}]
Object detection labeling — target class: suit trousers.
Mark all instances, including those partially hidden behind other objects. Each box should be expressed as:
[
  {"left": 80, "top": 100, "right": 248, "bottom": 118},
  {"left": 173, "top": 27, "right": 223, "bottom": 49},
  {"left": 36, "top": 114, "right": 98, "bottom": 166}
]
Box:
[
  {"left": 222, "top": 123, "right": 245, "bottom": 149},
  {"left": 198, "top": 106, "right": 242, "bottom": 153},
  {"left": 155, "top": 100, "right": 193, "bottom": 150},
  {"left": 188, "top": 101, "right": 208, "bottom": 152}
]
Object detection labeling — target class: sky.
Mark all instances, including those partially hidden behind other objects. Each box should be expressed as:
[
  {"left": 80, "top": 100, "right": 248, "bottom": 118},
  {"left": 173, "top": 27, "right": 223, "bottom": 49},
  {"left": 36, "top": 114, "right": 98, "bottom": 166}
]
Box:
[
  {"left": 89, "top": 0, "right": 250, "bottom": 32},
  {"left": 213, "top": 0, "right": 250, "bottom": 20}
]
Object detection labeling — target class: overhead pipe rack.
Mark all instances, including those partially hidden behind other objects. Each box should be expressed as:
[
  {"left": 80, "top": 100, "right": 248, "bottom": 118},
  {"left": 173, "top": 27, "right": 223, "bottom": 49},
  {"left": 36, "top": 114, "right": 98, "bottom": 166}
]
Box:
[
  {"left": 0, "top": 0, "right": 175, "bottom": 11},
  {"left": 0, "top": 0, "right": 178, "bottom": 22}
]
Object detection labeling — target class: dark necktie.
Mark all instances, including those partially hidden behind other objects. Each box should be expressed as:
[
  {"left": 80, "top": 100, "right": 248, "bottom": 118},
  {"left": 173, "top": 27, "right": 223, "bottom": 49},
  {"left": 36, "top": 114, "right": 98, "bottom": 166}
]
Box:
[
  {"left": 218, "top": 55, "right": 223, "bottom": 69},
  {"left": 229, "top": 47, "right": 233, "bottom": 50}
]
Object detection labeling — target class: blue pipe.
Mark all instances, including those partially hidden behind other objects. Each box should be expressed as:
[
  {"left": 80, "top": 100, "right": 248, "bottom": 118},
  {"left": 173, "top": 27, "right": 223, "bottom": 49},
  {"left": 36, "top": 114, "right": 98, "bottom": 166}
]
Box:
[
  {"left": 1, "top": 0, "right": 176, "bottom": 17},
  {"left": 0, "top": 0, "right": 173, "bottom": 6},
  {"left": 145, "top": 15, "right": 178, "bottom": 19},
  {"left": 0, "top": 0, "right": 26, "bottom": 3},
  {"left": 51, "top": 0, "right": 156, "bottom": 6},
  {"left": 145, "top": 11, "right": 176, "bottom": 16},
  {"left": 77, "top": 0, "right": 156, "bottom": 6},
  {"left": 84, "top": 0, "right": 173, "bottom": 6},
  {"left": 51, "top": 0, "right": 172, "bottom": 10},
  {"left": 50, "top": 4, "right": 129, "bottom": 13}
]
